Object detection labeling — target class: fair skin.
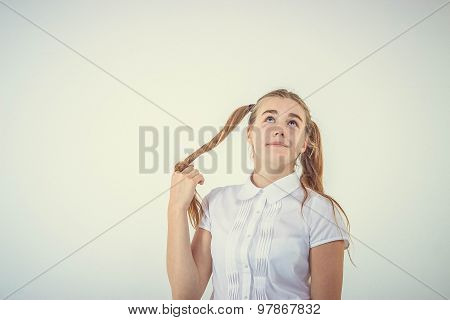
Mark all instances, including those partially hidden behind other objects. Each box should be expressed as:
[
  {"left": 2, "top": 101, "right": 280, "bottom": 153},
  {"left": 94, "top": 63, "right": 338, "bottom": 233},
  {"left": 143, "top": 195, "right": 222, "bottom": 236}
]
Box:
[
  {"left": 248, "top": 97, "right": 345, "bottom": 299},
  {"left": 247, "top": 96, "right": 308, "bottom": 186},
  {"left": 167, "top": 164, "right": 209, "bottom": 299},
  {"left": 167, "top": 96, "right": 345, "bottom": 300},
  {"left": 309, "top": 239, "right": 345, "bottom": 299}
]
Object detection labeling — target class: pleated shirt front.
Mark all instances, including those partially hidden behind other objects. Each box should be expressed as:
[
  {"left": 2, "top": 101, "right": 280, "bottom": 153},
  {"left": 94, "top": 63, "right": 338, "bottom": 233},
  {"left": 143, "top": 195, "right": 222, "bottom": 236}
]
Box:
[{"left": 198, "top": 171, "right": 350, "bottom": 300}]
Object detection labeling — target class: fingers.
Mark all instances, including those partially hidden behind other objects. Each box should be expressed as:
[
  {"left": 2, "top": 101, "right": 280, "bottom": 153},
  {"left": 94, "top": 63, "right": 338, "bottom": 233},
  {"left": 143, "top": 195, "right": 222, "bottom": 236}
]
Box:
[
  {"left": 193, "top": 173, "right": 205, "bottom": 185},
  {"left": 177, "top": 164, "right": 205, "bottom": 185},
  {"left": 186, "top": 168, "right": 204, "bottom": 185},
  {"left": 187, "top": 169, "right": 204, "bottom": 184},
  {"left": 181, "top": 164, "right": 194, "bottom": 174},
  {"left": 186, "top": 169, "right": 199, "bottom": 178}
]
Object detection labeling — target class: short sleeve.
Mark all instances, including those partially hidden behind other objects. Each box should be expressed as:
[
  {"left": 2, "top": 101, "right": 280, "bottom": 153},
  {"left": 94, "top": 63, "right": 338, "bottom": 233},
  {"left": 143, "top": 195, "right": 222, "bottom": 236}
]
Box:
[{"left": 306, "top": 194, "right": 350, "bottom": 250}]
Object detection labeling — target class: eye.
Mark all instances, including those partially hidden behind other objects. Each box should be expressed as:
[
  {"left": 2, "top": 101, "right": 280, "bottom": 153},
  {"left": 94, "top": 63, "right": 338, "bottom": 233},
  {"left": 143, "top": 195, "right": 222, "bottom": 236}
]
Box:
[
  {"left": 288, "top": 120, "right": 298, "bottom": 127},
  {"left": 264, "top": 116, "right": 275, "bottom": 123}
]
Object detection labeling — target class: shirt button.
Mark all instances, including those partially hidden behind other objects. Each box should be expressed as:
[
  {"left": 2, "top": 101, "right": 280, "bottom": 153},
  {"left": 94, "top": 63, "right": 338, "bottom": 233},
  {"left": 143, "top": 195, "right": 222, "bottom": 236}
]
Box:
[
  {"left": 256, "top": 210, "right": 261, "bottom": 214},
  {"left": 247, "top": 234, "right": 251, "bottom": 237},
  {"left": 243, "top": 295, "right": 248, "bottom": 299},
  {"left": 244, "top": 264, "right": 248, "bottom": 268}
]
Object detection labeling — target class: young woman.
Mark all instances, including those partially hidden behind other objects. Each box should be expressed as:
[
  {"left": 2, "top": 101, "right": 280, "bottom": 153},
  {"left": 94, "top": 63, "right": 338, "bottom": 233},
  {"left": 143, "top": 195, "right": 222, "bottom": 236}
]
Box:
[{"left": 167, "top": 89, "right": 353, "bottom": 300}]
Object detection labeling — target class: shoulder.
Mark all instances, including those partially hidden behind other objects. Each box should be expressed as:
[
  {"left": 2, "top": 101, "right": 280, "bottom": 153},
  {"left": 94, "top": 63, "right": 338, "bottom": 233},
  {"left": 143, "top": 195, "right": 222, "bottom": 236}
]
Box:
[
  {"left": 300, "top": 188, "right": 336, "bottom": 218},
  {"left": 291, "top": 186, "right": 323, "bottom": 204},
  {"left": 204, "top": 183, "right": 241, "bottom": 201},
  {"left": 303, "top": 187, "right": 331, "bottom": 205},
  {"left": 200, "top": 184, "right": 241, "bottom": 216}
]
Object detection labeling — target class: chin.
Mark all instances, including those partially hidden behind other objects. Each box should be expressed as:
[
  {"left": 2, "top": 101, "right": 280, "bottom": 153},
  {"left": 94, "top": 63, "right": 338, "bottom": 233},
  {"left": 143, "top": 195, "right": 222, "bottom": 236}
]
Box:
[{"left": 265, "top": 156, "right": 290, "bottom": 165}]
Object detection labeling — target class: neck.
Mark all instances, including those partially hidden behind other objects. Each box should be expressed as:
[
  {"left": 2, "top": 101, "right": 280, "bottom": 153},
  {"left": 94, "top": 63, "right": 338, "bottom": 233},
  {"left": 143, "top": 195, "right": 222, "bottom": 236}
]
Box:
[{"left": 251, "top": 165, "right": 295, "bottom": 188}]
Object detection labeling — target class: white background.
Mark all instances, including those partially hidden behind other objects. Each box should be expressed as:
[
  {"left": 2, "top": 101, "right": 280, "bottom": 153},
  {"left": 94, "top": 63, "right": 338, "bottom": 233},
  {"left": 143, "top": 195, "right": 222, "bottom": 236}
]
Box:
[{"left": 0, "top": 0, "right": 449, "bottom": 299}]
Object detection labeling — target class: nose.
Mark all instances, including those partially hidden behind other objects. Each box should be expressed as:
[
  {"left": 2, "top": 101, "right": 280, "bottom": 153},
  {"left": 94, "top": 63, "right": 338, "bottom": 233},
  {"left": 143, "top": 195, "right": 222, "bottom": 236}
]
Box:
[{"left": 273, "top": 126, "right": 285, "bottom": 137}]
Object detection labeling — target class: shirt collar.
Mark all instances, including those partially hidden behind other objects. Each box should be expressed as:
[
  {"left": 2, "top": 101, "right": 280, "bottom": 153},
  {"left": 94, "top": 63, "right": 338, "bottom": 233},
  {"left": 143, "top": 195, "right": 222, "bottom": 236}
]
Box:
[{"left": 237, "top": 171, "right": 301, "bottom": 204}]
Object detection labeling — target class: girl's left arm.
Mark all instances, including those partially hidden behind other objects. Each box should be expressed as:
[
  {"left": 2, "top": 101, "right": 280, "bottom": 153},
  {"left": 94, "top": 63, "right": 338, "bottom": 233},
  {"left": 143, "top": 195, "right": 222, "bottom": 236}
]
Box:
[{"left": 309, "top": 240, "right": 345, "bottom": 300}]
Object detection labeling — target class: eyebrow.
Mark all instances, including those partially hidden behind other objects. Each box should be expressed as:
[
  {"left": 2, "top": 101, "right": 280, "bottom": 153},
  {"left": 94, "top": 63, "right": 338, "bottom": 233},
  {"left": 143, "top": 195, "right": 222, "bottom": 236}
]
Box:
[{"left": 261, "top": 109, "right": 303, "bottom": 123}]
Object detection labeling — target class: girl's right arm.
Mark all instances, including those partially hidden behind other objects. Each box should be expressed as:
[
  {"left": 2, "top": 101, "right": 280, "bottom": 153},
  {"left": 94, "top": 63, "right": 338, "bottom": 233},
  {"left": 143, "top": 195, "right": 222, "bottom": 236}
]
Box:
[{"left": 166, "top": 164, "right": 211, "bottom": 299}]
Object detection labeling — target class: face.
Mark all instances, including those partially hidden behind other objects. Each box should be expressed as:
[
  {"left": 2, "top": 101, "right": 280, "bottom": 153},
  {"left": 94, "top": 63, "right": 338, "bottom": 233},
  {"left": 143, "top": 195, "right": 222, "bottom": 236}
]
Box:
[{"left": 247, "top": 97, "right": 308, "bottom": 174}]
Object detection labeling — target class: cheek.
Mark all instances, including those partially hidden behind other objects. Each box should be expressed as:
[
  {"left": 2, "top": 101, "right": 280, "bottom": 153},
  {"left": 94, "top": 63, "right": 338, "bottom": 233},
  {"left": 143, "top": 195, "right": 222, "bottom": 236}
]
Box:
[
  {"left": 252, "top": 127, "right": 269, "bottom": 146},
  {"left": 289, "top": 130, "right": 303, "bottom": 147},
  {"left": 295, "top": 136, "right": 306, "bottom": 151}
]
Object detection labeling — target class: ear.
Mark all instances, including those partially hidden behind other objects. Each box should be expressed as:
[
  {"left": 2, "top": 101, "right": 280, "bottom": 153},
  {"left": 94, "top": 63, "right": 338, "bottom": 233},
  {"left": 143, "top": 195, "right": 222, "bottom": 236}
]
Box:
[{"left": 301, "top": 137, "right": 308, "bottom": 153}]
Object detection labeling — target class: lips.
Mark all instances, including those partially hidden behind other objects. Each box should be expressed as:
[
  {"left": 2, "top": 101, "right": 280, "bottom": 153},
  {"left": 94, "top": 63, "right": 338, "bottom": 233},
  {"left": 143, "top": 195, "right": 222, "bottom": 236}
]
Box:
[{"left": 266, "top": 142, "right": 288, "bottom": 147}]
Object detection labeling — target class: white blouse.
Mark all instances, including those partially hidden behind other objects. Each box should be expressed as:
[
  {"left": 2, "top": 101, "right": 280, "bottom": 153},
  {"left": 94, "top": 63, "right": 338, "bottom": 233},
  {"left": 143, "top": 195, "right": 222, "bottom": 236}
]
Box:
[{"left": 198, "top": 171, "right": 350, "bottom": 300}]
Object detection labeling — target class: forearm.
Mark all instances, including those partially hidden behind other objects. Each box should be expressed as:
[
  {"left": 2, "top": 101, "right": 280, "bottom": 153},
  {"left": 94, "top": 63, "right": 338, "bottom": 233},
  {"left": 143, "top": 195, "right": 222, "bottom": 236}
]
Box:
[{"left": 166, "top": 205, "right": 201, "bottom": 299}]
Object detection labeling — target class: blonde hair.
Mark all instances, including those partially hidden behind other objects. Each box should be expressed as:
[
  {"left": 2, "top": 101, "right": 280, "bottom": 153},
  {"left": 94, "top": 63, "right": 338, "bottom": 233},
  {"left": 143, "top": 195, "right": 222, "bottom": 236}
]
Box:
[{"left": 174, "top": 88, "right": 355, "bottom": 266}]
